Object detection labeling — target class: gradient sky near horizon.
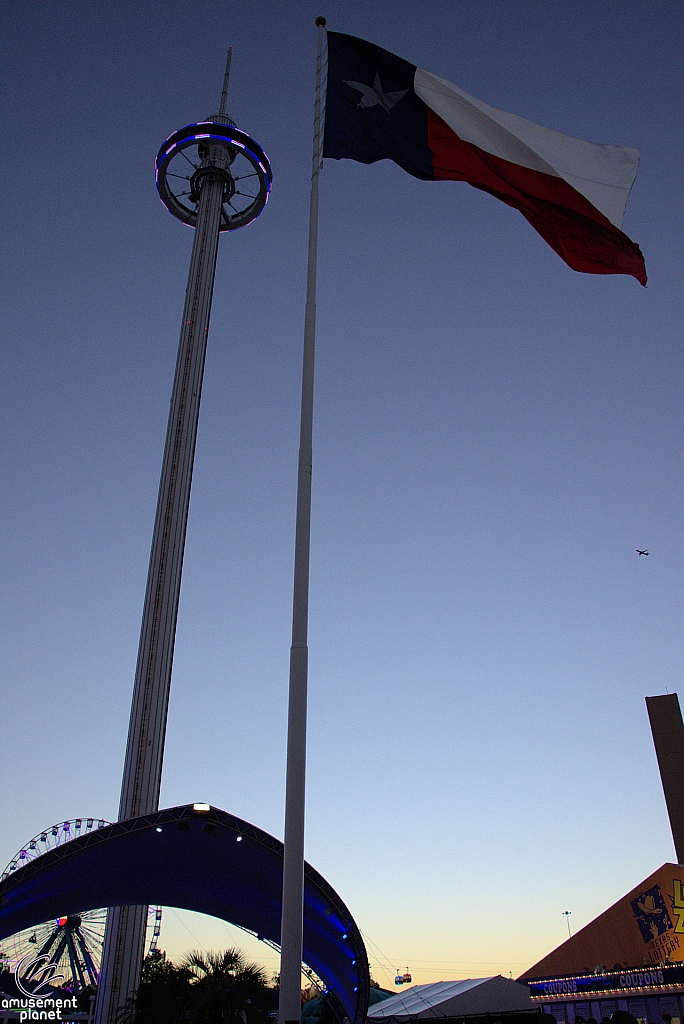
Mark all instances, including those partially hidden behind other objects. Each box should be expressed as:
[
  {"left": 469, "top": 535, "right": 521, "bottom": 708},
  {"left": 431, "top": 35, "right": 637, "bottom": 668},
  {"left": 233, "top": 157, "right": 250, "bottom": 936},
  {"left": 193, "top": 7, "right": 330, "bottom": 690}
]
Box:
[{"left": 1, "top": 0, "right": 683, "bottom": 990}]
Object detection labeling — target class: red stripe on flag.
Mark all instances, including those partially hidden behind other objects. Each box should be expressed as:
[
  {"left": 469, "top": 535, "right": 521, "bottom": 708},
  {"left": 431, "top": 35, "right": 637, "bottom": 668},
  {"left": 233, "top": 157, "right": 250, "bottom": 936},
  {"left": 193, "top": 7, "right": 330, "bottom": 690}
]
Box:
[{"left": 426, "top": 107, "right": 647, "bottom": 284}]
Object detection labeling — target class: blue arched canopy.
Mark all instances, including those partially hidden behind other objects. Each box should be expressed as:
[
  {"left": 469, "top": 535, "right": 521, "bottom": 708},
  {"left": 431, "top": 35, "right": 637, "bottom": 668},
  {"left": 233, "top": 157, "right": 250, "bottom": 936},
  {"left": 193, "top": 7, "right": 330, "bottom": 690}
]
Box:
[{"left": 0, "top": 805, "right": 369, "bottom": 1024}]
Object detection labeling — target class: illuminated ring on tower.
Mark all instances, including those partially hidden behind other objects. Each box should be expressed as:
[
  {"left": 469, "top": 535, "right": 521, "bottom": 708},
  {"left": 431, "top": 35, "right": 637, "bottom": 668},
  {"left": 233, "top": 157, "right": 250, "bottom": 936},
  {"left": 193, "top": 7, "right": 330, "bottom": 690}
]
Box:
[{"left": 155, "top": 122, "right": 272, "bottom": 231}]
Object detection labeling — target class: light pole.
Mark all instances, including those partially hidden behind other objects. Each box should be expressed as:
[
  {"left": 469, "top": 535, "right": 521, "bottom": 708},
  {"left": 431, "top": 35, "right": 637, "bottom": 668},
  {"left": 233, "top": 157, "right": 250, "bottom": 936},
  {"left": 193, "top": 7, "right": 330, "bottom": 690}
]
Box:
[
  {"left": 94, "top": 52, "right": 272, "bottom": 1024},
  {"left": 562, "top": 910, "right": 572, "bottom": 938}
]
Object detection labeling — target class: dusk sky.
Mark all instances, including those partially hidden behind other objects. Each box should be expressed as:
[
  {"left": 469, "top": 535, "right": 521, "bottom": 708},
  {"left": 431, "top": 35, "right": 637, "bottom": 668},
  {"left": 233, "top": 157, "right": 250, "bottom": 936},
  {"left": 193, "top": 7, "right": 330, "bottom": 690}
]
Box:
[{"left": 2, "top": 0, "right": 683, "bottom": 990}]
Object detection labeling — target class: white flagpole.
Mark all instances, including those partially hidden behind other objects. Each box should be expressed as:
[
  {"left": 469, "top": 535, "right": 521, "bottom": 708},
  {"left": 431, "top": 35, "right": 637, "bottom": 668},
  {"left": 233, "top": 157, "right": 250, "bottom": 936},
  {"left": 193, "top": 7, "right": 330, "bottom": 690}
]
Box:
[{"left": 278, "top": 16, "right": 326, "bottom": 1024}]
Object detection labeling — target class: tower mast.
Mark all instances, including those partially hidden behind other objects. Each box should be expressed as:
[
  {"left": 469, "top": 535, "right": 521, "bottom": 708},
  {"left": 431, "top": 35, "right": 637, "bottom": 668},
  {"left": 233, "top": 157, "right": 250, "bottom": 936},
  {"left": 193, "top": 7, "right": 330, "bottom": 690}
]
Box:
[
  {"left": 219, "top": 46, "right": 232, "bottom": 116},
  {"left": 94, "top": 52, "right": 271, "bottom": 1023}
]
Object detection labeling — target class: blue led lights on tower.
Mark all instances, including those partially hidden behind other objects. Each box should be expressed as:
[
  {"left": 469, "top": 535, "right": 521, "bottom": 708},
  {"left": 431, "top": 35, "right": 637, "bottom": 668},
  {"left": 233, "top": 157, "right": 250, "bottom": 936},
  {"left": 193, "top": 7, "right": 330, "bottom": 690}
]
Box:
[{"left": 94, "top": 51, "right": 271, "bottom": 1024}]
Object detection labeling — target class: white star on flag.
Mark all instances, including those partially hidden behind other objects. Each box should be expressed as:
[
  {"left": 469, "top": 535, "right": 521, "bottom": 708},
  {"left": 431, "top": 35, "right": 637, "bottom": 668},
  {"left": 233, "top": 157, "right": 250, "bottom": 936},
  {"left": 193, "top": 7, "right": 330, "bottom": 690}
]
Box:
[{"left": 344, "top": 72, "right": 408, "bottom": 112}]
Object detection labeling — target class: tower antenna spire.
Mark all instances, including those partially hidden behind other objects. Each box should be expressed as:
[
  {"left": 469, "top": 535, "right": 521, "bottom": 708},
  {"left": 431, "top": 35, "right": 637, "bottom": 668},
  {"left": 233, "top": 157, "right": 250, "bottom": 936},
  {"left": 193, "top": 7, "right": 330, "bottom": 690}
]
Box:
[{"left": 219, "top": 46, "right": 232, "bottom": 115}]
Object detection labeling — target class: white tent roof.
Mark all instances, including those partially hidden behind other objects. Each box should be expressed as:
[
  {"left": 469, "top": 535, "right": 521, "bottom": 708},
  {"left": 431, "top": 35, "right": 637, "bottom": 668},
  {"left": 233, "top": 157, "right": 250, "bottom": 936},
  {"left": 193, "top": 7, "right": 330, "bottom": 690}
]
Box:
[{"left": 367, "top": 977, "right": 534, "bottom": 1020}]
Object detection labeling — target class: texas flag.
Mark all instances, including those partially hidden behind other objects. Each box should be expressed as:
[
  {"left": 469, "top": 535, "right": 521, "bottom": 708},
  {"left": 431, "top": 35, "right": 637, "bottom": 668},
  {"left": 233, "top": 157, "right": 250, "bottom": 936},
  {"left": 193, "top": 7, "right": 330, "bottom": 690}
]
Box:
[{"left": 323, "top": 32, "right": 647, "bottom": 285}]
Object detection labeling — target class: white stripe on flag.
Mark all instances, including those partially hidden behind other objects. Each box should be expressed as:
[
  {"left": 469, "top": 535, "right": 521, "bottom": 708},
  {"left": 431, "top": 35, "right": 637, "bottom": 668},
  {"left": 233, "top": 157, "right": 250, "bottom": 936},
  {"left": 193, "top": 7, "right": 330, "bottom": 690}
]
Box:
[{"left": 414, "top": 67, "right": 640, "bottom": 228}]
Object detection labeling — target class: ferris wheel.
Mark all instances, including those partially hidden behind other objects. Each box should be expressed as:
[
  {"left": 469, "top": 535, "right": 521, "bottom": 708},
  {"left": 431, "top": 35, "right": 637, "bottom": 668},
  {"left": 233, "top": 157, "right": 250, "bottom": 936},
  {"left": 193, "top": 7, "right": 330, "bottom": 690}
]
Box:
[{"left": 0, "top": 819, "right": 162, "bottom": 993}]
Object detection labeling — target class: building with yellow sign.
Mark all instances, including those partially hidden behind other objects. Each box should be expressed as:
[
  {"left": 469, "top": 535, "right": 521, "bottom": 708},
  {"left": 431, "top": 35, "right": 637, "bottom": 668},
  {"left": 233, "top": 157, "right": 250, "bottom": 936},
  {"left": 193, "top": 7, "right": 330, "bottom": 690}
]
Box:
[{"left": 520, "top": 864, "right": 684, "bottom": 1024}]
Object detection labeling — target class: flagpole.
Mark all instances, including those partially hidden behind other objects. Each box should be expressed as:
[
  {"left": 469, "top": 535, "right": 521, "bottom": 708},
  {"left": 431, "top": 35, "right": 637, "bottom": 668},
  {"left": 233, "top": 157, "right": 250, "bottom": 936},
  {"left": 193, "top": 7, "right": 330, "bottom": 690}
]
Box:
[{"left": 278, "top": 16, "right": 326, "bottom": 1024}]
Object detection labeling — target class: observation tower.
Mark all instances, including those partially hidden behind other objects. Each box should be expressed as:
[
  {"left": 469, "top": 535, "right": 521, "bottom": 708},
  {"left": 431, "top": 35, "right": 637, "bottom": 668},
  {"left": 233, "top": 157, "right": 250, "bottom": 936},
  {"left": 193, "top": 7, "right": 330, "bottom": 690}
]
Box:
[{"left": 94, "top": 52, "right": 272, "bottom": 1024}]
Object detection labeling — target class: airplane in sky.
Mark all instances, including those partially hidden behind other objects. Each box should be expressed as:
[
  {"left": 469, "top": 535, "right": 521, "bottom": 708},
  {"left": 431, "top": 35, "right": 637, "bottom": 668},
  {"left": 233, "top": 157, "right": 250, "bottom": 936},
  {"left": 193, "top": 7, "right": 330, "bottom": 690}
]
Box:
[{"left": 636, "top": 549, "right": 649, "bottom": 556}]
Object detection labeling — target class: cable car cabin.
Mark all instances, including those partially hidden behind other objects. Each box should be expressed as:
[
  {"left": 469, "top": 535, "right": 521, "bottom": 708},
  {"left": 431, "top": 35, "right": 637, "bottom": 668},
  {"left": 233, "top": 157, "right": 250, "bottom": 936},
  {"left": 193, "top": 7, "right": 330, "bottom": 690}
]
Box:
[
  {"left": 402, "top": 971, "right": 412, "bottom": 984},
  {"left": 395, "top": 969, "right": 412, "bottom": 985}
]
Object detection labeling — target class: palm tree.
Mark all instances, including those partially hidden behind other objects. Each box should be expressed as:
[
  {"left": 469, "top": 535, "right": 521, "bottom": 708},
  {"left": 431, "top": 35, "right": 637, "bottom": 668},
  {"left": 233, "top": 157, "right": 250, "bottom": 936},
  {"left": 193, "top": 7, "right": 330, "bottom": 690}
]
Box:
[
  {"left": 179, "top": 948, "right": 270, "bottom": 1024},
  {"left": 128, "top": 950, "right": 193, "bottom": 1024}
]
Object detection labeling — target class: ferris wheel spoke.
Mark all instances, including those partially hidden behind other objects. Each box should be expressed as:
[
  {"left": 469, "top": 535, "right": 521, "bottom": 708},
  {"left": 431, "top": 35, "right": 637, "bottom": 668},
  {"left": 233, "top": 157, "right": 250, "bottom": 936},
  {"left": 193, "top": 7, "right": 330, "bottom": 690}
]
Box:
[
  {"left": 75, "top": 935, "right": 92, "bottom": 990},
  {"left": 65, "top": 927, "right": 86, "bottom": 992},
  {"left": 35, "top": 926, "right": 60, "bottom": 960},
  {"left": 179, "top": 149, "right": 199, "bottom": 170},
  {"left": 50, "top": 930, "right": 69, "bottom": 974},
  {"left": 76, "top": 929, "right": 99, "bottom": 987}
]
